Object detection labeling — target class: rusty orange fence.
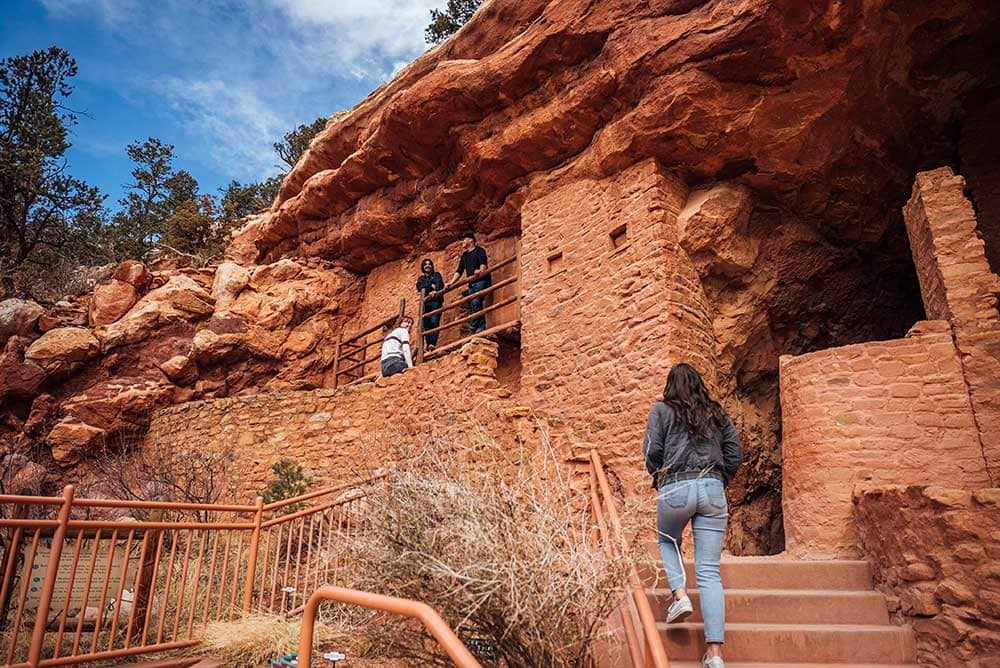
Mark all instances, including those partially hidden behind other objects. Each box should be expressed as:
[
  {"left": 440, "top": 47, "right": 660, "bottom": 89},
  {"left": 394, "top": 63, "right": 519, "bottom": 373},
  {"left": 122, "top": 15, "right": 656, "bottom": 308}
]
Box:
[
  {"left": 0, "top": 475, "right": 384, "bottom": 668},
  {"left": 588, "top": 449, "right": 670, "bottom": 668}
]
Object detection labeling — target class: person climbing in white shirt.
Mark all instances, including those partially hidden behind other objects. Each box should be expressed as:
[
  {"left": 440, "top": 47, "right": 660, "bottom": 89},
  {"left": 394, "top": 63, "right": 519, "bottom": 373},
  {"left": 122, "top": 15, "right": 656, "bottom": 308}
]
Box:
[{"left": 380, "top": 314, "right": 414, "bottom": 378}]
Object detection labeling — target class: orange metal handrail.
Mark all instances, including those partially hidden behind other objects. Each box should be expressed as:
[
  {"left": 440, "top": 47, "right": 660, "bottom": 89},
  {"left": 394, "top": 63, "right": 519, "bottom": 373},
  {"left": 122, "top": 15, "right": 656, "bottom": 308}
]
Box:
[
  {"left": 416, "top": 250, "right": 521, "bottom": 364},
  {"left": 333, "top": 300, "right": 405, "bottom": 388},
  {"left": 0, "top": 474, "right": 384, "bottom": 668},
  {"left": 298, "top": 586, "right": 482, "bottom": 668},
  {"left": 589, "top": 449, "right": 670, "bottom": 668}
]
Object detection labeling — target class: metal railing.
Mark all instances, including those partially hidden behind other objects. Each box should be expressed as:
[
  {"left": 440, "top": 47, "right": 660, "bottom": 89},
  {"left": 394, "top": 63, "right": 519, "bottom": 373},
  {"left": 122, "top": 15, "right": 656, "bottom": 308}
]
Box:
[
  {"left": 298, "top": 586, "right": 481, "bottom": 668},
  {"left": 416, "top": 252, "right": 521, "bottom": 364},
  {"left": 0, "top": 475, "right": 384, "bottom": 667},
  {"left": 332, "top": 299, "right": 406, "bottom": 388},
  {"left": 588, "top": 449, "right": 670, "bottom": 668}
]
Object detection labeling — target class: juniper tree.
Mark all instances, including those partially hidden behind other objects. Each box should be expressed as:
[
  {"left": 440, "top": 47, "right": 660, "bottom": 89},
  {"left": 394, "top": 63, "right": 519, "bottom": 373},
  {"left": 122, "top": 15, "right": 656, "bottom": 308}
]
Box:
[{"left": 0, "top": 46, "right": 106, "bottom": 296}]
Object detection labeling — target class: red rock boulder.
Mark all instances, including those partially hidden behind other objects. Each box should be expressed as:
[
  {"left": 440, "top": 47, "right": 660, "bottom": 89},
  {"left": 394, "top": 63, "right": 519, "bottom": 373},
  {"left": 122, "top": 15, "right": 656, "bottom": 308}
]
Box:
[
  {"left": 0, "top": 337, "right": 46, "bottom": 401},
  {"left": 46, "top": 418, "right": 106, "bottom": 468},
  {"left": 24, "top": 326, "right": 100, "bottom": 376},
  {"left": 88, "top": 279, "right": 138, "bottom": 326},
  {"left": 112, "top": 260, "right": 153, "bottom": 291},
  {"left": 0, "top": 299, "right": 44, "bottom": 341}
]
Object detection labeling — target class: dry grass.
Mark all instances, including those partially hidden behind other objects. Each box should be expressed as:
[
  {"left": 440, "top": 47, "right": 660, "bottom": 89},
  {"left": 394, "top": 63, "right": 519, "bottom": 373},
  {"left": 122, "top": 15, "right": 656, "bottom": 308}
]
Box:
[
  {"left": 201, "top": 614, "right": 351, "bottom": 668},
  {"left": 327, "top": 435, "right": 632, "bottom": 668}
]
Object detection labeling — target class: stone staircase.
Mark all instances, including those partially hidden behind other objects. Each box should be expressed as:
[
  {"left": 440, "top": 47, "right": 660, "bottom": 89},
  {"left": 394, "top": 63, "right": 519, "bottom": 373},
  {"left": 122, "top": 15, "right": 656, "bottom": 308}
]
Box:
[{"left": 640, "top": 552, "right": 920, "bottom": 667}]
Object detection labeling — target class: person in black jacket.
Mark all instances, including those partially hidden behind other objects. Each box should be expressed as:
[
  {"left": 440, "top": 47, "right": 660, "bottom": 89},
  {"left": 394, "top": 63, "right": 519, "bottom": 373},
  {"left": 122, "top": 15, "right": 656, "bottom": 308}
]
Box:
[
  {"left": 416, "top": 258, "right": 445, "bottom": 350},
  {"left": 642, "top": 363, "right": 742, "bottom": 668},
  {"left": 447, "top": 233, "right": 491, "bottom": 334}
]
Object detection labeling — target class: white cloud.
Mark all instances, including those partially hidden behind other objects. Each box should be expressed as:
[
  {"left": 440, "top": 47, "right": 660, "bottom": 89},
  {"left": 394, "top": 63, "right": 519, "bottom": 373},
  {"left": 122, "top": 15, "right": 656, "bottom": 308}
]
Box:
[
  {"left": 39, "top": 0, "right": 137, "bottom": 24},
  {"left": 36, "top": 0, "right": 439, "bottom": 181},
  {"left": 155, "top": 77, "right": 290, "bottom": 181},
  {"left": 267, "top": 0, "right": 437, "bottom": 65}
]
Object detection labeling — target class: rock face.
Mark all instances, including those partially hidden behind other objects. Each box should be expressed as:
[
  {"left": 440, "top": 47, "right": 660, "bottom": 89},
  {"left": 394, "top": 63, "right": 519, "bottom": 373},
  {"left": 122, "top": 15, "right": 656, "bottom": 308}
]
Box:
[
  {"left": 223, "top": 0, "right": 997, "bottom": 554},
  {"left": 24, "top": 327, "right": 100, "bottom": 375},
  {"left": 854, "top": 486, "right": 1000, "bottom": 667},
  {"left": 0, "top": 257, "right": 363, "bottom": 481},
  {"left": 250, "top": 0, "right": 999, "bottom": 275}
]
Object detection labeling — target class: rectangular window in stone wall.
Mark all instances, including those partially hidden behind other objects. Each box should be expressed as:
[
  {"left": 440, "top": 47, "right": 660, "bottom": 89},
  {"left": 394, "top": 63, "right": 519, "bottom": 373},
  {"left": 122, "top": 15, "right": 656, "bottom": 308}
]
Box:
[
  {"left": 547, "top": 251, "right": 564, "bottom": 276},
  {"left": 610, "top": 223, "right": 629, "bottom": 251}
]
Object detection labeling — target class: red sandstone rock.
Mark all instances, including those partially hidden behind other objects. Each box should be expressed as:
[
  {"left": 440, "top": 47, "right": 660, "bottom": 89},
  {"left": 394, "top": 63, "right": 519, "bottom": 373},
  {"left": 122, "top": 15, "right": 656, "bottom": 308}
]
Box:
[
  {"left": 1, "top": 453, "right": 47, "bottom": 494},
  {"left": 37, "top": 300, "right": 88, "bottom": 331},
  {"left": 211, "top": 262, "right": 250, "bottom": 311},
  {"left": 159, "top": 355, "right": 198, "bottom": 386},
  {"left": 0, "top": 337, "right": 46, "bottom": 401},
  {"left": 24, "top": 326, "right": 100, "bottom": 376},
  {"left": 97, "top": 274, "right": 214, "bottom": 350},
  {"left": 112, "top": 260, "right": 152, "bottom": 291},
  {"left": 88, "top": 279, "right": 138, "bottom": 326},
  {"left": 0, "top": 298, "right": 44, "bottom": 341},
  {"left": 47, "top": 417, "right": 106, "bottom": 468},
  {"left": 855, "top": 486, "right": 1000, "bottom": 667},
  {"left": 23, "top": 393, "right": 58, "bottom": 436},
  {"left": 59, "top": 377, "right": 173, "bottom": 437}
]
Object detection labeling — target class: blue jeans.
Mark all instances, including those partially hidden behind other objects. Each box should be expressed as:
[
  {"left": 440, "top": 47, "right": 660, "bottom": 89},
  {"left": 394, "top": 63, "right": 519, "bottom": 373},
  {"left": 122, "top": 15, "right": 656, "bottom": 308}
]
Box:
[
  {"left": 423, "top": 300, "right": 442, "bottom": 347},
  {"left": 656, "top": 476, "right": 728, "bottom": 643},
  {"left": 467, "top": 280, "right": 490, "bottom": 334}
]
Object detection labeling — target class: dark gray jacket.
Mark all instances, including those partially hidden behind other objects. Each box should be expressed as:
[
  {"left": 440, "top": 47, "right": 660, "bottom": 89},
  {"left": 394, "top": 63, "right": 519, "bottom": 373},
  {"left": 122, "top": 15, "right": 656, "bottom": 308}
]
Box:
[{"left": 642, "top": 401, "right": 742, "bottom": 489}]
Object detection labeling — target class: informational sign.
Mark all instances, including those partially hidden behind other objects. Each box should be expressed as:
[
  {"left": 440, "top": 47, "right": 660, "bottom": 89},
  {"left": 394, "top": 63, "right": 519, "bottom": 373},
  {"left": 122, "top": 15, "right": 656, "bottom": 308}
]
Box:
[{"left": 20, "top": 535, "right": 141, "bottom": 614}]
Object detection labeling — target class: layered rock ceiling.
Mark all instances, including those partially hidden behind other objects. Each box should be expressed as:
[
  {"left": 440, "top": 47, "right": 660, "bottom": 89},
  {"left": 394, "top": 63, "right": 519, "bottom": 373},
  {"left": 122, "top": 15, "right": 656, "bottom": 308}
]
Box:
[{"left": 3, "top": 0, "right": 999, "bottom": 554}]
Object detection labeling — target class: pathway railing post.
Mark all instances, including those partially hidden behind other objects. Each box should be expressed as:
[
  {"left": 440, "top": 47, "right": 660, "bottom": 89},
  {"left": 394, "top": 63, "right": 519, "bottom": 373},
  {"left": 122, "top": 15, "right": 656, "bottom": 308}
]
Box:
[
  {"left": 28, "top": 484, "right": 75, "bottom": 668},
  {"left": 416, "top": 290, "right": 426, "bottom": 365},
  {"left": 242, "top": 497, "right": 265, "bottom": 615},
  {"left": 333, "top": 335, "right": 342, "bottom": 389}
]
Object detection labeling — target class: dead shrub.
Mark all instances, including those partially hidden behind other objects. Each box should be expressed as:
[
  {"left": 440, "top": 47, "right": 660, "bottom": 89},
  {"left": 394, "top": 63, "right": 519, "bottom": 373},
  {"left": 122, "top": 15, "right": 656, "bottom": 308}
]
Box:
[
  {"left": 331, "top": 437, "right": 631, "bottom": 668},
  {"left": 202, "top": 614, "right": 350, "bottom": 668}
]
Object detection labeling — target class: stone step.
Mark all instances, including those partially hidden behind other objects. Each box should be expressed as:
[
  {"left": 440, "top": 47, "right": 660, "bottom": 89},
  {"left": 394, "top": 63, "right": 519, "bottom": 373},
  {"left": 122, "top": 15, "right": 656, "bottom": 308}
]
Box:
[
  {"left": 659, "top": 622, "right": 916, "bottom": 664},
  {"left": 646, "top": 588, "right": 890, "bottom": 625},
  {"left": 638, "top": 556, "right": 873, "bottom": 591},
  {"left": 666, "top": 663, "right": 921, "bottom": 668}
]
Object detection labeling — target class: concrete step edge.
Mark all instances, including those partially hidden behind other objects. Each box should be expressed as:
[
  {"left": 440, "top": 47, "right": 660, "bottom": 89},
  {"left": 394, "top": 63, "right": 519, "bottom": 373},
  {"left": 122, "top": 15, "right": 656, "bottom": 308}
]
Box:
[
  {"left": 659, "top": 621, "right": 912, "bottom": 633},
  {"left": 646, "top": 588, "right": 886, "bottom": 597}
]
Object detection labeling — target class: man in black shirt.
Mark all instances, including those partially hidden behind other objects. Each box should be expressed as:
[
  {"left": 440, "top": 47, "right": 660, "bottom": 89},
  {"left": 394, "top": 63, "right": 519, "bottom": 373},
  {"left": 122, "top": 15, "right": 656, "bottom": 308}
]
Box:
[
  {"left": 447, "top": 233, "right": 492, "bottom": 334},
  {"left": 416, "top": 258, "right": 445, "bottom": 349}
]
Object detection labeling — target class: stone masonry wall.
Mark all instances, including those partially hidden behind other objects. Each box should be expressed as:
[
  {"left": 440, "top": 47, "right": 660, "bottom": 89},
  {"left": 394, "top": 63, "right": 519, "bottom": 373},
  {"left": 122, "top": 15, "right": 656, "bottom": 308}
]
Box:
[
  {"left": 519, "top": 159, "right": 717, "bottom": 495},
  {"left": 780, "top": 320, "right": 992, "bottom": 558},
  {"left": 144, "top": 339, "right": 535, "bottom": 495},
  {"left": 854, "top": 485, "right": 1000, "bottom": 667},
  {"left": 903, "top": 166, "right": 1000, "bottom": 480}
]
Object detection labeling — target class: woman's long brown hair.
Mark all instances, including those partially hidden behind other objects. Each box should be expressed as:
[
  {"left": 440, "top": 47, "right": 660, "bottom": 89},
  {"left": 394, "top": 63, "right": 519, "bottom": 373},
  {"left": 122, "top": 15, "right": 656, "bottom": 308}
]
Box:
[{"left": 662, "top": 363, "right": 724, "bottom": 438}]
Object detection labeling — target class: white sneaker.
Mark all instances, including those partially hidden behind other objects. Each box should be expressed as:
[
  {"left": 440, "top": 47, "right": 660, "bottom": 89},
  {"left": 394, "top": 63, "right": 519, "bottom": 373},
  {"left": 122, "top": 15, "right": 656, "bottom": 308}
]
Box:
[
  {"left": 665, "top": 594, "right": 693, "bottom": 623},
  {"left": 703, "top": 655, "right": 724, "bottom": 668}
]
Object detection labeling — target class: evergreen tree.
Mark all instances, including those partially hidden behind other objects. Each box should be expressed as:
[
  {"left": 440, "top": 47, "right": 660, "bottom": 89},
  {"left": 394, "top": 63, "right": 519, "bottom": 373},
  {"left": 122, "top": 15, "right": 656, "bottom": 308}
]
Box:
[
  {"left": 219, "top": 177, "right": 281, "bottom": 221},
  {"left": 109, "top": 137, "right": 194, "bottom": 259},
  {"left": 0, "top": 46, "right": 106, "bottom": 297},
  {"left": 425, "top": 0, "right": 483, "bottom": 44},
  {"left": 273, "top": 116, "right": 327, "bottom": 169}
]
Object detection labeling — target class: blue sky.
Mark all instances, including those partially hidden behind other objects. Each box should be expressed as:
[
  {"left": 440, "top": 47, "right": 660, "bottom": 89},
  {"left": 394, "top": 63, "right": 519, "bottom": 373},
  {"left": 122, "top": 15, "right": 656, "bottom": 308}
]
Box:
[{"left": 1, "top": 0, "right": 438, "bottom": 208}]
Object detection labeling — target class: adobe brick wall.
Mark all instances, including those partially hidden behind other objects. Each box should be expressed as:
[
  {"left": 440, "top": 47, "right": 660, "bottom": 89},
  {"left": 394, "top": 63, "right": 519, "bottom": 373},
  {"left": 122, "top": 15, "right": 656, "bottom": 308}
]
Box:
[
  {"left": 780, "top": 320, "right": 992, "bottom": 558},
  {"left": 853, "top": 485, "right": 1000, "bottom": 667},
  {"left": 903, "top": 166, "right": 1000, "bottom": 480},
  {"left": 144, "top": 338, "right": 535, "bottom": 496},
  {"left": 519, "top": 159, "right": 717, "bottom": 493}
]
